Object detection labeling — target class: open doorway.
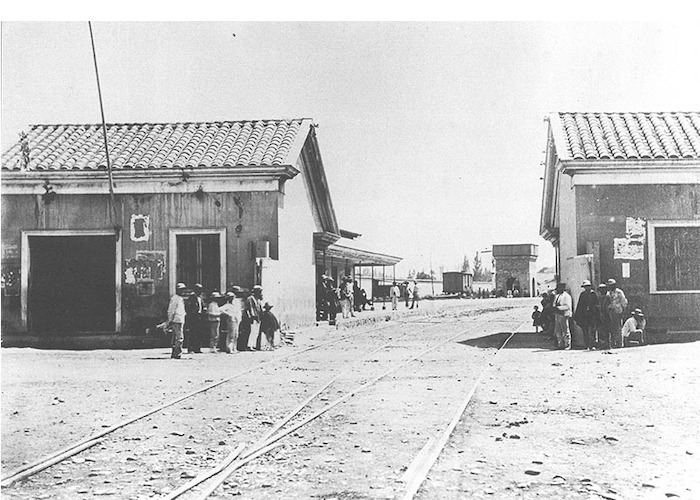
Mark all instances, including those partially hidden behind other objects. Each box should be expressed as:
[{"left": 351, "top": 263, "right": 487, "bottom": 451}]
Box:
[{"left": 26, "top": 235, "right": 117, "bottom": 334}]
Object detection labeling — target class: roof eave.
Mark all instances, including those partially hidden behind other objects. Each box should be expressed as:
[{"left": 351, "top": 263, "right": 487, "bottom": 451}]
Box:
[{"left": 0, "top": 164, "right": 301, "bottom": 183}]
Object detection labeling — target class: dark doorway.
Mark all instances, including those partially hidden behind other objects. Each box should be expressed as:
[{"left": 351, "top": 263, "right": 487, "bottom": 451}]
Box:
[
  {"left": 28, "top": 236, "right": 116, "bottom": 334},
  {"left": 176, "top": 234, "right": 221, "bottom": 292}
]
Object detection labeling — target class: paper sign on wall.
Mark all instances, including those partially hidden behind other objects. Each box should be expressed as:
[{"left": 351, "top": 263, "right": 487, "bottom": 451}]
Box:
[
  {"left": 614, "top": 238, "right": 644, "bottom": 260},
  {"left": 626, "top": 217, "right": 646, "bottom": 243},
  {"left": 621, "top": 262, "right": 630, "bottom": 278}
]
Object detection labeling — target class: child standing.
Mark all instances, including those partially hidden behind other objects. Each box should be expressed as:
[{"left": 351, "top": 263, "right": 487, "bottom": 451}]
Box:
[{"left": 532, "top": 305, "right": 542, "bottom": 333}]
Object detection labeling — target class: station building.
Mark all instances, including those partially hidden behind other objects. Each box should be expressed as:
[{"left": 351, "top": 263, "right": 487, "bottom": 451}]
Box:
[
  {"left": 0, "top": 119, "right": 400, "bottom": 344},
  {"left": 540, "top": 111, "right": 700, "bottom": 333}
]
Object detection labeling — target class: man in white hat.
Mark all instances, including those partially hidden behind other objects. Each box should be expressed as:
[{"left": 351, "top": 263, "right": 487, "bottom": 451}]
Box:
[
  {"left": 574, "top": 280, "right": 599, "bottom": 350},
  {"left": 206, "top": 291, "right": 222, "bottom": 352},
  {"left": 553, "top": 282, "right": 573, "bottom": 350},
  {"left": 606, "top": 278, "right": 628, "bottom": 348},
  {"left": 218, "top": 290, "right": 242, "bottom": 353},
  {"left": 621, "top": 308, "right": 646, "bottom": 346},
  {"left": 245, "top": 285, "right": 264, "bottom": 350},
  {"left": 167, "top": 283, "right": 188, "bottom": 359}
]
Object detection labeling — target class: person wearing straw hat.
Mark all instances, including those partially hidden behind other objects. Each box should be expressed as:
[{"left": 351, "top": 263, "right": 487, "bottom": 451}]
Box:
[
  {"left": 621, "top": 308, "right": 646, "bottom": 346},
  {"left": 205, "top": 291, "right": 222, "bottom": 352},
  {"left": 574, "top": 279, "right": 599, "bottom": 350},
  {"left": 553, "top": 282, "right": 573, "bottom": 350},
  {"left": 218, "top": 290, "right": 242, "bottom": 353},
  {"left": 245, "top": 285, "right": 264, "bottom": 350},
  {"left": 260, "top": 302, "right": 281, "bottom": 350},
  {"left": 167, "top": 282, "right": 188, "bottom": 359},
  {"left": 606, "top": 278, "right": 628, "bottom": 348}
]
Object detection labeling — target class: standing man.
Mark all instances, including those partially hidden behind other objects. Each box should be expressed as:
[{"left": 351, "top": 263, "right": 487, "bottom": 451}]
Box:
[
  {"left": 167, "top": 282, "right": 187, "bottom": 359},
  {"left": 596, "top": 283, "right": 612, "bottom": 350},
  {"left": 405, "top": 281, "right": 414, "bottom": 308},
  {"left": 246, "top": 285, "right": 264, "bottom": 350},
  {"left": 553, "top": 282, "right": 573, "bottom": 350},
  {"left": 574, "top": 280, "right": 599, "bottom": 350},
  {"left": 389, "top": 282, "right": 400, "bottom": 310},
  {"left": 206, "top": 291, "right": 222, "bottom": 352},
  {"left": 218, "top": 290, "right": 242, "bottom": 353},
  {"left": 184, "top": 283, "right": 204, "bottom": 353},
  {"left": 410, "top": 280, "right": 419, "bottom": 309},
  {"left": 606, "top": 278, "right": 628, "bottom": 348}
]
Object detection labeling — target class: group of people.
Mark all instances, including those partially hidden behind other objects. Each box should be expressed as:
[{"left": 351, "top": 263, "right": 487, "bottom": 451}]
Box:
[
  {"left": 389, "top": 280, "right": 419, "bottom": 310},
  {"left": 166, "top": 283, "right": 281, "bottom": 359},
  {"left": 318, "top": 275, "right": 372, "bottom": 326},
  {"left": 533, "top": 278, "right": 646, "bottom": 351}
]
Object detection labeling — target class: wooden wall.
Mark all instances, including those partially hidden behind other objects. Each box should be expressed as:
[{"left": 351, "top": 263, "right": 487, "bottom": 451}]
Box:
[
  {"left": 576, "top": 184, "right": 700, "bottom": 330},
  {"left": 1, "top": 189, "right": 281, "bottom": 335}
]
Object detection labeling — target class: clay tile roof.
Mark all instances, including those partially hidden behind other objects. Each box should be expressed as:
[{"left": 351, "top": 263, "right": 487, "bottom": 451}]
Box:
[
  {"left": 552, "top": 112, "right": 700, "bottom": 161},
  {"left": 1, "top": 119, "right": 310, "bottom": 172}
]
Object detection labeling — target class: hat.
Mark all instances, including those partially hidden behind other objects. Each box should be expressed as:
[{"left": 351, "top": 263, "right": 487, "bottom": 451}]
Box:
[
  {"left": 230, "top": 286, "right": 242, "bottom": 293},
  {"left": 581, "top": 280, "right": 592, "bottom": 287},
  {"left": 597, "top": 283, "right": 607, "bottom": 289},
  {"left": 176, "top": 282, "right": 187, "bottom": 290},
  {"left": 606, "top": 278, "right": 617, "bottom": 286},
  {"left": 252, "top": 285, "right": 263, "bottom": 291},
  {"left": 210, "top": 291, "right": 222, "bottom": 299},
  {"left": 263, "top": 302, "right": 273, "bottom": 310},
  {"left": 632, "top": 308, "right": 644, "bottom": 317},
  {"left": 225, "top": 291, "right": 236, "bottom": 298}
]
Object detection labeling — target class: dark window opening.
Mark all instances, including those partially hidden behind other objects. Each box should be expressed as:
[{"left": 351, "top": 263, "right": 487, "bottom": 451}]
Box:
[{"left": 655, "top": 226, "right": 700, "bottom": 291}]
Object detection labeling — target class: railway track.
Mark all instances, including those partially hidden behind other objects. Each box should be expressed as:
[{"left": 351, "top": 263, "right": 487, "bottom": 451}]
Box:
[{"left": 2, "top": 304, "right": 530, "bottom": 499}]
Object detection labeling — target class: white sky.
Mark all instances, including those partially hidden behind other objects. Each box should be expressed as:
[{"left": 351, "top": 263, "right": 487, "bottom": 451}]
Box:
[{"left": 3, "top": 19, "right": 700, "bottom": 276}]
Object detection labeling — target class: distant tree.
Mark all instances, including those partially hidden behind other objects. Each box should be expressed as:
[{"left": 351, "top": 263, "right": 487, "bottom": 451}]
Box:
[
  {"left": 407, "top": 269, "right": 415, "bottom": 279},
  {"left": 416, "top": 270, "right": 432, "bottom": 280},
  {"left": 473, "top": 252, "right": 484, "bottom": 280},
  {"left": 461, "top": 255, "right": 471, "bottom": 274}
]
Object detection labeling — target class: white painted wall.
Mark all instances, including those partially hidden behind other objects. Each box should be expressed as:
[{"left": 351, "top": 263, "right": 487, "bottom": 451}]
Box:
[
  {"left": 557, "top": 171, "right": 578, "bottom": 290},
  {"left": 265, "top": 158, "right": 320, "bottom": 329}
]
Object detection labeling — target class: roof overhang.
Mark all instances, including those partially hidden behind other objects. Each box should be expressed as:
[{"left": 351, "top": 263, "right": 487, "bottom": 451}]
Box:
[
  {"left": 315, "top": 241, "right": 401, "bottom": 267},
  {"left": 0, "top": 165, "right": 301, "bottom": 195}
]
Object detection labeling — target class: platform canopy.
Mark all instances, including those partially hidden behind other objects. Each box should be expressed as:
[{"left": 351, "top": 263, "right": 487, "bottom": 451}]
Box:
[{"left": 315, "top": 240, "right": 401, "bottom": 268}]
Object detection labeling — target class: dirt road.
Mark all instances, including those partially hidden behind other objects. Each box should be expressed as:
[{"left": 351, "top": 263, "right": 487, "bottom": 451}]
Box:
[{"left": 2, "top": 301, "right": 698, "bottom": 499}]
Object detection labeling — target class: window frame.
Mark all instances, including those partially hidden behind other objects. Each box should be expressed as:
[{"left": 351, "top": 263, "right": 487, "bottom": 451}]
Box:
[{"left": 648, "top": 220, "right": 700, "bottom": 294}]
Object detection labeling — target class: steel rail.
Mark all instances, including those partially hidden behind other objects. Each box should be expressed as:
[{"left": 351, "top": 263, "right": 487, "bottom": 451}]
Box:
[
  {"left": 400, "top": 320, "right": 529, "bottom": 500},
  {"left": 0, "top": 321, "right": 397, "bottom": 487},
  {"left": 194, "top": 317, "right": 496, "bottom": 499},
  {"left": 159, "top": 321, "right": 453, "bottom": 499}
]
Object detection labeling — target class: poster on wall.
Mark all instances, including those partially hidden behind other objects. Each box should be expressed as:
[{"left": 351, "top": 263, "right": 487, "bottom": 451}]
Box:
[
  {"left": 614, "top": 238, "right": 644, "bottom": 260},
  {"left": 626, "top": 217, "right": 646, "bottom": 243},
  {"left": 124, "top": 251, "right": 166, "bottom": 294}
]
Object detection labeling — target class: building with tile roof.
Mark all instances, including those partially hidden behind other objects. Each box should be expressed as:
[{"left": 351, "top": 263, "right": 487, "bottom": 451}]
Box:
[
  {"left": 1, "top": 119, "right": 400, "bottom": 344},
  {"left": 540, "top": 112, "right": 700, "bottom": 335}
]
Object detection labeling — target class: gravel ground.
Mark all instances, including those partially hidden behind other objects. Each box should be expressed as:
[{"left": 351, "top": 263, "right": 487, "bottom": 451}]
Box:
[{"left": 2, "top": 300, "right": 698, "bottom": 500}]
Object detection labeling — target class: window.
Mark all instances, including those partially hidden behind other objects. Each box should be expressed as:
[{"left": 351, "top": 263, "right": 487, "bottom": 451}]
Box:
[{"left": 648, "top": 221, "right": 700, "bottom": 293}]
